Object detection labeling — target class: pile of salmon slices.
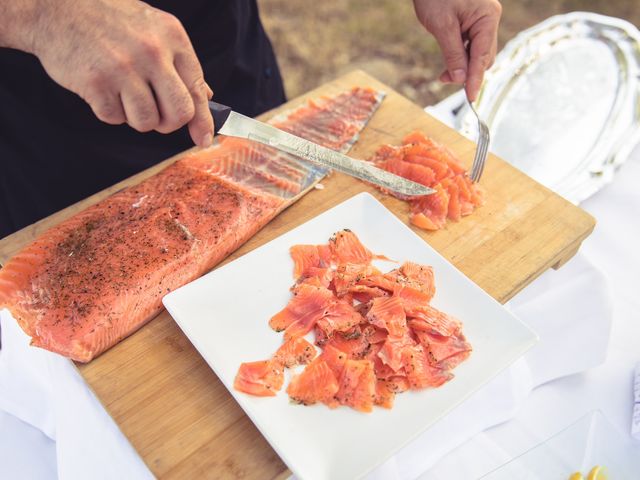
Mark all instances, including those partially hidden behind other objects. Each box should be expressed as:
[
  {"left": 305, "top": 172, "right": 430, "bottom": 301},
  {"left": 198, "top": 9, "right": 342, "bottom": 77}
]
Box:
[
  {"left": 369, "top": 131, "right": 485, "bottom": 230},
  {"left": 234, "top": 230, "right": 471, "bottom": 412}
]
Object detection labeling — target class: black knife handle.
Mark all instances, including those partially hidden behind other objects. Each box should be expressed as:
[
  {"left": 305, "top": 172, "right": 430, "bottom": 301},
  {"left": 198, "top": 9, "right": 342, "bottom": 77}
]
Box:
[{"left": 208, "top": 101, "right": 232, "bottom": 135}]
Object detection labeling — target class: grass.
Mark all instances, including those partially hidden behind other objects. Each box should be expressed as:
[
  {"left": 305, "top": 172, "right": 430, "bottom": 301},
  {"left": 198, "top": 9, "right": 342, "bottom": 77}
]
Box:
[{"left": 258, "top": 0, "right": 639, "bottom": 106}]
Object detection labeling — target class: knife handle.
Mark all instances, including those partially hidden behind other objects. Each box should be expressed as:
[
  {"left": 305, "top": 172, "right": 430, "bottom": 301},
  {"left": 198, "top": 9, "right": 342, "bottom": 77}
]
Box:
[{"left": 208, "top": 101, "right": 232, "bottom": 135}]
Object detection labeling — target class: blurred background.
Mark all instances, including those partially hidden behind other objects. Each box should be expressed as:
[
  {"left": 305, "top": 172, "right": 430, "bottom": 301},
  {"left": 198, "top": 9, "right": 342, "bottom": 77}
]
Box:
[{"left": 259, "top": 0, "right": 639, "bottom": 105}]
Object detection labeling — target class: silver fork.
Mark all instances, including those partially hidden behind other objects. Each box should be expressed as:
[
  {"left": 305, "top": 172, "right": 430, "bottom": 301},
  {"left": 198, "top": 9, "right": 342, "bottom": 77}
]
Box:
[{"left": 466, "top": 96, "right": 490, "bottom": 183}]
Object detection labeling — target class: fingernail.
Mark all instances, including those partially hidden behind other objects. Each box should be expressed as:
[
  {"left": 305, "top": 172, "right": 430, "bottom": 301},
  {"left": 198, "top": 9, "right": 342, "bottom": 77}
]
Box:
[
  {"left": 201, "top": 132, "right": 213, "bottom": 147},
  {"left": 451, "top": 69, "right": 466, "bottom": 83}
]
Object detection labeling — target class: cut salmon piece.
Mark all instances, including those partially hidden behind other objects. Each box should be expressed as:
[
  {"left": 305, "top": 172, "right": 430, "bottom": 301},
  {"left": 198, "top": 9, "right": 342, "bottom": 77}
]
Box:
[
  {"left": 377, "top": 157, "right": 437, "bottom": 188},
  {"left": 410, "top": 212, "right": 440, "bottom": 231},
  {"left": 393, "top": 284, "right": 433, "bottom": 310},
  {"left": 404, "top": 154, "right": 451, "bottom": 181},
  {"left": 374, "top": 359, "right": 405, "bottom": 381},
  {"left": 366, "top": 296, "right": 408, "bottom": 338},
  {"left": 415, "top": 330, "right": 472, "bottom": 366},
  {"left": 274, "top": 337, "right": 317, "bottom": 368},
  {"left": 316, "top": 299, "right": 362, "bottom": 336},
  {"left": 402, "top": 345, "right": 453, "bottom": 390},
  {"left": 314, "top": 324, "right": 330, "bottom": 348},
  {"left": 357, "top": 272, "right": 399, "bottom": 293},
  {"left": 378, "top": 337, "right": 410, "bottom": 372},
  {"left": 402, "top": 131, "right": 431, "bottom": 146},
  {"left": 329, "top": 229, "right": 385, "bottom": 265},
  {"left": 386, "top": 376, "right": 410, "bottom": 393},
  {"left": 349, "top": 286, "right": 390, "bottom": 304},
  {"left": 269, "top": 283, "right": 335, "bottom": 341},
  {"left": 410, "top": 184, "right": 450, "bottom": 230},
  {"left": 324, "top": 327, "right": 371, "bottom": 360},
  {"left": 400, "top": 262, "right": 435, "bottom": 288},
  {"left": 287, "top": 359, "right": 340, "bottom": 405},
  {"left": 333, "top": 263, "right": 380, "bottom": 297},
  {"left": 290, "top": 244, "right": 332, "bottom": 279},
  {"left": 470, "top": 182, "right": 485, "bottom": 206},
  {"left": 335, "top": 359, "right": 377, "bottom": 413},
  {"left": 374, "top": 379, "right": 396, "bottom": 409},
  {"left": 406, "top": 304, "right": 462, "bottom": 337},
  {"left": 294, "top": 266, "right": 334, "bottom": 289},
  {"left": 362, "top": 325, "right": 388, "bottom": 344},
  {"left": 318, "top": 345, "right": 348, "bottom": 412},
  {"left": 385, "top": 261, "right": 436, "bottom": 308},
  {"left": 319, "top": 344, "right": 349, "bottom": 378},
  {"left": 372, "top": 143, "right": 402, "bottom": 162},
  {"left": 402, "top": 132, "right": 467, "bottom": 175},
  {"left": 441, "top": 178, "right": 462, "bottom": 221},
  {"left": 234, "top": 360, "right": 284, "bottom": 397}
]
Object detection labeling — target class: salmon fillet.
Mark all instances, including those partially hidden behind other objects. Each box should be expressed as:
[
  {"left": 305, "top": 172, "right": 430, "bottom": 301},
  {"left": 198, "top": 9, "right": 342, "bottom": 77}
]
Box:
[{"left": 0, "top": 87, "right": 384, "bottom": 362}]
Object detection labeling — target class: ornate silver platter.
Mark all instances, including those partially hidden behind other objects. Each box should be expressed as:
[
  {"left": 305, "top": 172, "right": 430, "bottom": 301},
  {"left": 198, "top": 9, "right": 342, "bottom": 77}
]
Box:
[{"left": 457, "top": 12, "right": 640, "bottom": 204}]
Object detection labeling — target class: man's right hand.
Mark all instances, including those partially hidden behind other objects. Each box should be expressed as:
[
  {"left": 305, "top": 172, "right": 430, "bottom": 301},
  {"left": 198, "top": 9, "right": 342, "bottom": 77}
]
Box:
[{"left": 1, "top": 0, "right": 214, "bottom": 147}]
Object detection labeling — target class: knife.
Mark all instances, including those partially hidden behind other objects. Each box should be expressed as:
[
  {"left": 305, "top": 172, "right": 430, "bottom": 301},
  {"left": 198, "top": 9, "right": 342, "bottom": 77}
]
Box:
[{"left": 208, "top": 101, "right": 435, "bottom": 197}]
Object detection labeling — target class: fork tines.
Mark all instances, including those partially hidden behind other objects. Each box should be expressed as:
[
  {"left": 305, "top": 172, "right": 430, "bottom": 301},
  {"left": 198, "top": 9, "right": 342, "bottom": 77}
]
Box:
[{"left": 467, "top": 101, "right": 490, "bottom": 183}]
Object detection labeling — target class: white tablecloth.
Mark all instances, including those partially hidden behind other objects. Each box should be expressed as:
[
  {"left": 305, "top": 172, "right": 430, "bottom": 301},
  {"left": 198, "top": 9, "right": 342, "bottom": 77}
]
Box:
[{"left": 1, "top": 111, "right": 638, "bottom": 480}]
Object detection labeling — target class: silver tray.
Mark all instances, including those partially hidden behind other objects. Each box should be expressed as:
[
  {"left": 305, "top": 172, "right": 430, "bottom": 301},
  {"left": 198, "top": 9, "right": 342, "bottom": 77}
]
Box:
[{"left": 457, "top": 12, "right": 640, "bottom": 204}]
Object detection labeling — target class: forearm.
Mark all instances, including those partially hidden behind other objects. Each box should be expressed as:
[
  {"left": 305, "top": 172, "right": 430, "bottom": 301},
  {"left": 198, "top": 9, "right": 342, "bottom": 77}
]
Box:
[
  {"left": 0, "top": 0, "right": 50, "bottom": 52},
  {"left": 1, "top": 0, "right": 213, "bottom": 145}
]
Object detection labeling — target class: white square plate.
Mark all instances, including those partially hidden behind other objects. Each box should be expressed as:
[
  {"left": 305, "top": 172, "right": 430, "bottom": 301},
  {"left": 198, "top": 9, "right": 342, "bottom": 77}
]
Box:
[{"left": 163, "top": 192, "right": 538, "bottom": 480}]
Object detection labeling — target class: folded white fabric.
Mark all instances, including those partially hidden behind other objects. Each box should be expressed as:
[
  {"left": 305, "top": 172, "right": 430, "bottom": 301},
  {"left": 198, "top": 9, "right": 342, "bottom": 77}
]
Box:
[
  {"left": 505, "top": 252, "right": 612, "bottom": 387},
  {"left": 0, "top": 311, "right": 154, "bottom": 480},
  {"left": 0, "top": 409, "right": 57, "bottom": 480},
  {"left": 0, "top": 310, "right": 56, "bottom": 441},
  {"left": 633, "top": 363, "right": 640, "bottom": 440}
]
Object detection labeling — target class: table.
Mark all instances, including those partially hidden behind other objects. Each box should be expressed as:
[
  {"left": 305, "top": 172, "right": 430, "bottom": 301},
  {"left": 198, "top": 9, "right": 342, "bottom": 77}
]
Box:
[{"left": 0, "top": 70, "right": 595, "bottom": 478}]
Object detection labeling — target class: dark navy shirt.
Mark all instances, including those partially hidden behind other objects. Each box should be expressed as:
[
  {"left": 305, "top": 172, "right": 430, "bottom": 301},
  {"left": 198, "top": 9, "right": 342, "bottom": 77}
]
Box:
[{"left": 0, "top": 0, "right": 285, "bottom": 237}]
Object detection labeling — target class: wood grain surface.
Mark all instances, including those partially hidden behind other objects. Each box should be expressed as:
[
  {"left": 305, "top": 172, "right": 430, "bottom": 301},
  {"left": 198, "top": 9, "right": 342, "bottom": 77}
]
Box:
[{"left": 0, "top": 70, "right": 595, "bottom": 479}]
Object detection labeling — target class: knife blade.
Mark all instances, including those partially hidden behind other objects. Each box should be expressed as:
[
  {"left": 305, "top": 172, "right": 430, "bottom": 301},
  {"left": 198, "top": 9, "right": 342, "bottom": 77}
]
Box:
[{"left": 208, "top": 101, "right": 435, "bottom": 197}]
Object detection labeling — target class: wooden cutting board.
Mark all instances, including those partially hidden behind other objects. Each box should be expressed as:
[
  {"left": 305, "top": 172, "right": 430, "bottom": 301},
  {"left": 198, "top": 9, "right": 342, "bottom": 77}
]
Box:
[{"left": 0, "top": 70, "right": 594, "bottom": 479}]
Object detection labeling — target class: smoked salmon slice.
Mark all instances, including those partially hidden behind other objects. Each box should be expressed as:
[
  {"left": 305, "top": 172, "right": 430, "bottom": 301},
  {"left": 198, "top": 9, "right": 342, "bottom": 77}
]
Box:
[
  {"left": 235, "top": 229, "right": 471, "bottom": 412},
  {"left": 234, "top": 360, "right": 284, "bottom": 397},
  {"left": 290, "top": 244, "right": 332, "bottom": 278},
  {"left": 334, "top": 359, "right": 376, "bottom": 413},
  {"left": 233, "top": 337, "right": 317, "bottom": 397},
  {"left": 329, "top": 229, "right": 376, "bottom": 265},
  {"left": 274, "top": 337, "right": 317, "bottom": 368},
  {"left": 0, "top": 87, "right": 384, "bottom": 362},
  {"left": 286, "top": 359, "right": 340, "bottom": 405},
  {"left": 368, "top": 131, "right": 484, "bottom": 230},
  {"left": 269, "top": 283, "right": 335, "bottom": 340}
]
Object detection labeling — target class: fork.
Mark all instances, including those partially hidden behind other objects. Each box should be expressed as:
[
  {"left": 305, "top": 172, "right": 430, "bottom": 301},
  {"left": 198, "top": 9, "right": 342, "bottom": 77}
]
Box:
[{"left": 466, "top": 95, "right": 490, "bottom": 183}]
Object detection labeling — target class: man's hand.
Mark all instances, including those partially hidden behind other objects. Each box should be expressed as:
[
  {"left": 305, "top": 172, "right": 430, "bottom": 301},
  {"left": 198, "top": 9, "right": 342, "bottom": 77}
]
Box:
[
  {"left": 413, "top": 0, "right": 502, "bottom": 101},
  {"left": 1, "top": 0, "right": 214, "bottom": 147}
]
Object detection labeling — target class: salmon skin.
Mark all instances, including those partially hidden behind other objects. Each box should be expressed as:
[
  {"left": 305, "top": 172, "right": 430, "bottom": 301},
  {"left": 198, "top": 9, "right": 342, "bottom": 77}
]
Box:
[
  {"left": 0, "top": 87, "right": 384, "bottom": 362},
  {"left": 234, "top": 230, "right": 471, "bottom": 412}
]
